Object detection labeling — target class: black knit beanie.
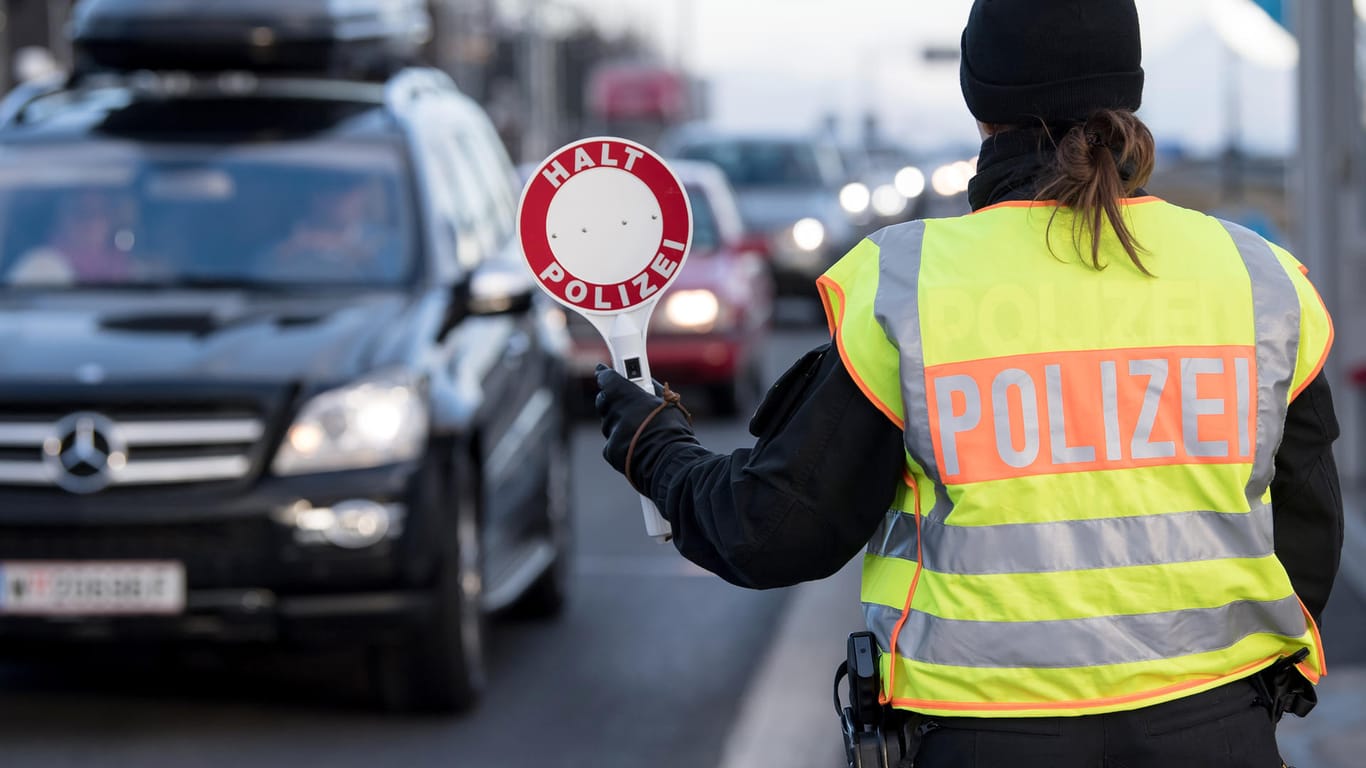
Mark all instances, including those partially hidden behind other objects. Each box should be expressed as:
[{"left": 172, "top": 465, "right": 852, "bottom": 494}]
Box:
[{"left": 960, "top": 0, "right": 1144, "bottom": 125}]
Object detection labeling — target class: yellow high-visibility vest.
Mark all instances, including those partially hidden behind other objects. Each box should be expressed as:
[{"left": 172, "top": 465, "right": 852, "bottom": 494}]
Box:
[{"left": 818, "top": 197, "right": 1332, "bottom": 718}]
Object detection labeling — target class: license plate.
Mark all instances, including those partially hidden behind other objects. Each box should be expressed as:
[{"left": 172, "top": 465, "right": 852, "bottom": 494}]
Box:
[{"left": 0, "top": 561, "right": 185, "bottom": 616}]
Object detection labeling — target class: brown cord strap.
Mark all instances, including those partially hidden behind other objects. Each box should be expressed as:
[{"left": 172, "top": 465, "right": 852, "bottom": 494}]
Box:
[{"left": 624, "top": 383, "right": 692, "bottom": 494}]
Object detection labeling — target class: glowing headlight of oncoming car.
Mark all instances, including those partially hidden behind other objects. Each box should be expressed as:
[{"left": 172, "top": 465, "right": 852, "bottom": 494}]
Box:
[
  {"left": 273, "top": 369, "right": 429, "bottom": 475},
  {"left": 791, "top": 217, "right": 826, "bottom": 252},
  {"left": 872, "top": 184, "right": 907, "bottom": 217},
  {"left": 664, "top": 289, "right": 721, "bottom": 331},
  {"left": 839, "top": 182, "right": 871, "bottom": 215},
  {"left": 894, "top": 166, "right": 926, "bottom": 199}
]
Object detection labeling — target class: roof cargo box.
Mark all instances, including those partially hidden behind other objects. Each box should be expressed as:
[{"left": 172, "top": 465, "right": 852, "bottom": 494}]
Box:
[{"left": 70, "top": 0, "right": 432, "bottom": 80}]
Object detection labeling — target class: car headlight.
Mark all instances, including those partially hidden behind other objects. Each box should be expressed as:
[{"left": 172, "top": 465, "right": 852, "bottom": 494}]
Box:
[
  {"left": 872, "top": 184, "right": 907, "bottom": 217},
  {"left": 273, "top": 369, "right": 429, "bottom": 476},
  {"left": 839, "top": 182, "right": 871, "bottom": 215},
  {"left": 663, "top": 289, "right": 721, "bottom": 332},
  {"left": 895, "top": 166, "right": 926, "bottom": 199},
  {"left": 791, "top": 217, "right": 826, "bottom": 252},
  {"left": 931, "top": 160, "right": 976, "bottom": 197}
]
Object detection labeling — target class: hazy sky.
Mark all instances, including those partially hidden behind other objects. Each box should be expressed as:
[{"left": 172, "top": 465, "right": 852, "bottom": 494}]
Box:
[{"left": 554, "top": 0, "right": 1305, "bottom": 155}]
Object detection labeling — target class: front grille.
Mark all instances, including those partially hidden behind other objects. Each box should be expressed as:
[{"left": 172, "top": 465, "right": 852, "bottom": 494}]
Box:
[
  {"left": 0, "top": 520, "right": 277, "bottom": 588},
  {"left": 0, "top": 410, "right": 265, "bottom": 492}
]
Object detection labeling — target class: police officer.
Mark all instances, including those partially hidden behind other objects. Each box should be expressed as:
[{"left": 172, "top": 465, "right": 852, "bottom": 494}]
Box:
[{"left": 595, "top": 1, "right": 1342, "bottom": 765}]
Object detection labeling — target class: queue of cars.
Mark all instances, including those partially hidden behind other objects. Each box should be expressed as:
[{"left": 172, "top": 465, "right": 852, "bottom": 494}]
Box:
[
  {"left": 662, "top": 126, "right": 934, "bottom": 301},
  {"left": 0, "top": 0, "right": 573, "bottom": 713},
  {"left": 663, "top": 127, "right": 857, "bottom": 299},
  {"left": 0, "top": 0, "right": 935, "bottom": 719},
  {"left": 563, "top": 161, "right": 773, "bottom": 416}
]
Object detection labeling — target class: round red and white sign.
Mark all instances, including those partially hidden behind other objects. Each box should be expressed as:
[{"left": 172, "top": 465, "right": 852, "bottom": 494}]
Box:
[{"left": 518, "top": 137, "right": 692, "bottom": 315}]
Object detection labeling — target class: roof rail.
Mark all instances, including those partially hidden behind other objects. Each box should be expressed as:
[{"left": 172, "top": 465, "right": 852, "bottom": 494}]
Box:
[
  {"left": 0, "top": 68, "right": 445, "bottom": 130},
  {"left": 383, "top": 68, "right": 458, "bottom": 114},
  {"left": 0, "top": 71, "right": 396, "bottom": 128},
  {"left": 0, "top": 74, "right": 73, "bottom": 127}
]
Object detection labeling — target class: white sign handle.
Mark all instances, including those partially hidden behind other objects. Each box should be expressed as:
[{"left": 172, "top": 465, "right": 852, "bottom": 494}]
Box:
[
  {"left": 518, "top": 136, "right": 691, "bottom": 542},
  {"left": 598, "top": 313, "right": 672, "bottom": 541}
]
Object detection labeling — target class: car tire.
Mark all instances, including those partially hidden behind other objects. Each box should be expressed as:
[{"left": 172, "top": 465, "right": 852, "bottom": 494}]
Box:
[
  {"left": 371, "top": 451, "right": 486, "bottom": 714},
  {"left": 707, "top": 357, "right": 764, "bottom": 418},
  {"left": 510, "top": 426, "right": 572, "bottom": 619}
]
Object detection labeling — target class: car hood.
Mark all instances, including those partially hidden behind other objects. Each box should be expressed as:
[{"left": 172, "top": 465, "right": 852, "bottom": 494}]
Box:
[
  {"left": 734, "top": 187, "right": 841, "bottom": 233},
  {"left": 0, "top": 289, "right": 424, "bottom": 385}
]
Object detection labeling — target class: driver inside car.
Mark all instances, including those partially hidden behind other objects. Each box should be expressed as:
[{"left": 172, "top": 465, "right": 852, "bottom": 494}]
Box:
[
  {"left": 7, "top": 189, "right": 134, "bottom": 285},
  {"left": 259, "top": 176, "right": 402, "bottom": 282}
]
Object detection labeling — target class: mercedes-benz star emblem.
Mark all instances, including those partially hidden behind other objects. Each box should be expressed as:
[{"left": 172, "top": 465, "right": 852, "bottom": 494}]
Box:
[{"left": 41, "top": 412, "right": 128, "bottom": 494}]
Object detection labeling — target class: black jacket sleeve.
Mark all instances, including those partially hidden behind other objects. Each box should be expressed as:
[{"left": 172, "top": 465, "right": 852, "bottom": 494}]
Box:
[
  {"left": 1269, "top": 372, "right": 1343, "bottom": 626},
  {"left": 644, "top": 343, "right": 906, "bottom": 589}
]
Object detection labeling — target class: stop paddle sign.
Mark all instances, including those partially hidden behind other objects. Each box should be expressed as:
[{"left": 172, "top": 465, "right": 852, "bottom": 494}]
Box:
[{"left": 518, "top": 137, "right": 693, "bottom": 540}]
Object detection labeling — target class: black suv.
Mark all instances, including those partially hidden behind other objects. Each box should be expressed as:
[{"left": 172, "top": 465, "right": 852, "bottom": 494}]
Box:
[{"left": 0, "top": 2, "right": 572, "bottom": 713}]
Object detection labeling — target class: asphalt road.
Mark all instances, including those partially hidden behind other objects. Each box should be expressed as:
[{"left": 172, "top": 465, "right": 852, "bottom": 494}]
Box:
[{"left": 0, "top": 323, "right": 834, "bottom": 768}]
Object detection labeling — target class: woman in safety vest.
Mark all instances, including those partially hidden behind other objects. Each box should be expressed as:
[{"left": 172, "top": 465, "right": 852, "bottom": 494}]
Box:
[{"left": 594, "top": 1, "right": 1341, "bottom": 765}]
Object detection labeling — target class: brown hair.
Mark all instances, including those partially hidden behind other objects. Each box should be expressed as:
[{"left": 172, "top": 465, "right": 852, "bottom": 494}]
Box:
[{"left": 1036, "top": 109, "right": 1156, "bottom": 274}]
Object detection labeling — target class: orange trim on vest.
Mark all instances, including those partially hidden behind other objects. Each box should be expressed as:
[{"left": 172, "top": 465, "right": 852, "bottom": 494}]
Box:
[
  {"left": 972, "top": 195, "right": 1162, "bottom": 215},
  {"left": 1289, "top": 286, "right": 1334, "bottom": 403},
  {"left": 880, "top": 472, "right": 922, "bottom": 706},
  {"left": 887, "top": 655, "right": 1281, "bottom": 715},
  {"left": 1296, "top": 595, "right": 1326, "bottom": 683},
  {"left": 816, "top": 274, "right": 905, "bottom": 430},
  {"left": 818, "top": 274, "right": 839, "bottom": 337}
]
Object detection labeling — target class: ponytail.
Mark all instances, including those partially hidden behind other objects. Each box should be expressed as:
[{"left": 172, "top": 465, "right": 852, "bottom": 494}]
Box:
[{"left": 1037, "top": 109, "right": 1156, "bottom": 274}]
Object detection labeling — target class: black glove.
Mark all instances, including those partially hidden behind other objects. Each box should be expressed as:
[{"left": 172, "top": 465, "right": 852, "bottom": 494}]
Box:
[{"left": 595, "top": 364, "right": 699, "bottom": 494}]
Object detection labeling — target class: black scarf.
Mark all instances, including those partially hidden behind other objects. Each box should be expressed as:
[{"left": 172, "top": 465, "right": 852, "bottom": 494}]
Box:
[
  {"left": 966, "top": 125, "right": 1062, "bottom": 211},
  {"left": 967, "top": 125, "right": 1143, "bottom": 211}
]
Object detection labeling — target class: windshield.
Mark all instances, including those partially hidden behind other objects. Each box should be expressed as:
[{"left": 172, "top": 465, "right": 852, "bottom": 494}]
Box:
[
  {"left": 0, "top": 141, "right": 415, "bottom": 290},
  {"left": 676, "top": 139, "right": 841, "bottom": 189},
  {"left": 685, "top": 183, "right": 721, "bottom": 252}
]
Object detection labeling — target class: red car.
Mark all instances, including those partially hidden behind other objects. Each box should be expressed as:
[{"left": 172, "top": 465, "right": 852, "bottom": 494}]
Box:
[{"left": 567, "top": 160, "right": 774, "bottom": 415}]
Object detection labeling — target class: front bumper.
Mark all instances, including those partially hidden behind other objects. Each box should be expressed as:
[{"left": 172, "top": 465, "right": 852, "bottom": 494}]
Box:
[
  {"left": 0, "top": 588, "right": 436, "bottom": 646},
  {"left": 0, "top": 462, "right": 442, "bottom": 646}
]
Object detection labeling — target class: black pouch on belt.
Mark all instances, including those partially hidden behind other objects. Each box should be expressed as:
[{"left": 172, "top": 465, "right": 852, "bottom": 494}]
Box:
[{"left": 1251, "top": 648, "right": 1318, "bottom": 722}]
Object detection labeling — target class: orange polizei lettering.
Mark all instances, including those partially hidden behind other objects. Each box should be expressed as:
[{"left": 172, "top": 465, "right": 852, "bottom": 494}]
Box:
[{"left": 926, "top": 346, "right": 1256, "bottom": 484}]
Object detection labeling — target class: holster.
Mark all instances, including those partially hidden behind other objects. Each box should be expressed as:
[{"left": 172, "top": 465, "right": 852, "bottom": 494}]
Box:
[
  {"left": 1251, "top": 648, "right": 1317, "bottom": 723},
  {"left": 835, "top": 632, "right": 933, "bottom": 768}
]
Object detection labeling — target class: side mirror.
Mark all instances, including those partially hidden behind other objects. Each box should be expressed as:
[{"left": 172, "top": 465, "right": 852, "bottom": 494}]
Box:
[{"left": 467, "top": 258, "right": 536, "bottom": 316}]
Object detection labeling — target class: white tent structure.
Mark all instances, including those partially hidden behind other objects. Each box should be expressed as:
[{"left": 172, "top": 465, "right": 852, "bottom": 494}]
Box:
[{"left": 1142, "top": 0, "right": 1297, "bottom": 156}]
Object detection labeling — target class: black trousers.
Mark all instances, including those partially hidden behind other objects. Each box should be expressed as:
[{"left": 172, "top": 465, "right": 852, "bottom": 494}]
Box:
[{"left": 911, "top": 676, "right": 1284, "bottom": 768}]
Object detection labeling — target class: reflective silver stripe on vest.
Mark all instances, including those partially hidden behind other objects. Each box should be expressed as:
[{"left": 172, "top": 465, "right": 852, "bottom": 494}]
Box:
[
  {"left": 866, "top": 594, "right": 1306, "bottom": 669},
  {"left": 869, "top": 509, "right": 909, "bottom": 558},
  {"left": 870, "top": 502, "right": 1274, "bottom": 574},
  {"left": 1218, "top": 220, "right": 1300, "bottom": 508},
  {"left": 870, "top": 222, "right": 959, "bottom": 523},
  {"left": 871, "top": 222, "right": 934, "bottom": 478}
]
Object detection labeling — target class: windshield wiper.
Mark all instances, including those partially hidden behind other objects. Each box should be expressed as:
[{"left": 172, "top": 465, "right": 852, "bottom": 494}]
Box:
[{"left": 161, "top": 276, "right": 296, "bottom": 291}]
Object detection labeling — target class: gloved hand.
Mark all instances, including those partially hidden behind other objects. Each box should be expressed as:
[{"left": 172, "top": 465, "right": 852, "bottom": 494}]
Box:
[{"left": 595, "top": 364, "right": 699, "bottom": 493}]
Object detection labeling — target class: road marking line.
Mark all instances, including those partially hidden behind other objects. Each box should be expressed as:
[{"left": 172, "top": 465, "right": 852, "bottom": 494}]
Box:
[{"left": 717, "top": 561, "right": 861, "bottom": 768}]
